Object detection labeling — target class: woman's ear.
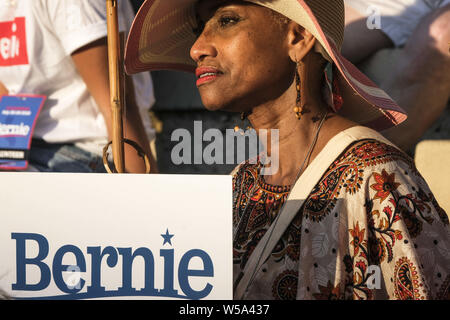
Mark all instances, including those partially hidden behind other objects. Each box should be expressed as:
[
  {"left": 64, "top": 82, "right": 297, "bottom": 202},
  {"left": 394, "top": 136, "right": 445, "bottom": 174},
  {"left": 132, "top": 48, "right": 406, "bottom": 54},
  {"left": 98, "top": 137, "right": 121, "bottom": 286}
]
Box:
[{"left": 286, "top": 23, "right": 317, "bottom": 63}]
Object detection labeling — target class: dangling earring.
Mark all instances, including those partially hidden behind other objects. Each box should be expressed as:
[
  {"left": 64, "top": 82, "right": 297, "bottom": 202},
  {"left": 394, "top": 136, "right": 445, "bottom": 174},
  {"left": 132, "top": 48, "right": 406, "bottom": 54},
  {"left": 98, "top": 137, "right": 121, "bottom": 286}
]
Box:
[{"left": 294, "top": 62, "right": 304, "bottom": 120}]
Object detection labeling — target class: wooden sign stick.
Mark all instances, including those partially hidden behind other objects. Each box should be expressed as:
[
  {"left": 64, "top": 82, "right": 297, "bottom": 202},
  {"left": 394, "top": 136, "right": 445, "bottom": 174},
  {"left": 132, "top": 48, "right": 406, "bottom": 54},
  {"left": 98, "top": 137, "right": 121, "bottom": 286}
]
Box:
[{"left": 106, "top": 0, "right": 125, "bottom": 173}]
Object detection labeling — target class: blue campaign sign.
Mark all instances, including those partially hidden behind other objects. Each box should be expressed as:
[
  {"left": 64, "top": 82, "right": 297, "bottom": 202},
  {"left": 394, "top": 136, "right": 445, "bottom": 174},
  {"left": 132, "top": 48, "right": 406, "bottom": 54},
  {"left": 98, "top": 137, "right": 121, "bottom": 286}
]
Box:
[{"left": 0, "top": 95, "right": 46, "bottom": 170}]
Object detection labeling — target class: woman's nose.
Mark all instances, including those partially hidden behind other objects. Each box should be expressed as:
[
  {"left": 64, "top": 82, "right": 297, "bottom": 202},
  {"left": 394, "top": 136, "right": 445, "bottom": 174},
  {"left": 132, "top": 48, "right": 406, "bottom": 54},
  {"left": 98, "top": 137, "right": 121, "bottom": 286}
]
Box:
[{"left": 190, "top": 31, "right": 217, "bottom": 63}]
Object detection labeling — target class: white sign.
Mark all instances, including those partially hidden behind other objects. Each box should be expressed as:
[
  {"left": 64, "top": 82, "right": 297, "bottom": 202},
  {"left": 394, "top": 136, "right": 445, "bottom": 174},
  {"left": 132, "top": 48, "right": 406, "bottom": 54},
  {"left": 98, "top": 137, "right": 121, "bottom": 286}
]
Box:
[{"left": 0, "top": 173, "right": 233, "bottom": 300}]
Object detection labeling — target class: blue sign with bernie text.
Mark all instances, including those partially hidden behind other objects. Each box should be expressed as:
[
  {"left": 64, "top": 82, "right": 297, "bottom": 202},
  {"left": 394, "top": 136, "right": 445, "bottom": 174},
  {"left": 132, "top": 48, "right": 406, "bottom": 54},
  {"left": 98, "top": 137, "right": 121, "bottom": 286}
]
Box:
[{"left": 0, "top": 95, "right": 45, "bottom": 170}]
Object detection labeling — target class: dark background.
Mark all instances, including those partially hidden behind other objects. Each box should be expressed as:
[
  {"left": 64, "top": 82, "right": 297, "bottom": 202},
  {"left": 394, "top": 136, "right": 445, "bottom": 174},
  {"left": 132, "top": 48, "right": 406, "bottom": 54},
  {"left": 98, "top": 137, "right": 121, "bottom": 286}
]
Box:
[{"left": 130, "top": 0, "right": 144, "bottom": 13}]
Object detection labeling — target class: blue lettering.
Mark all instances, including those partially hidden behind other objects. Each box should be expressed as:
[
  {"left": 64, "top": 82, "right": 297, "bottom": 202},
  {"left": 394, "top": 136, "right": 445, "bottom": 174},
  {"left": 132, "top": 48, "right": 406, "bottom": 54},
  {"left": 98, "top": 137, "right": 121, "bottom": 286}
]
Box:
[
  {"left": 86, "top": 246, "right": 118, "bottom": 294},
  {"left": 11, "top": 233, "right": 51, "bottom": 291},
  {"left": 159, "top": 249, "right": 178, "bottom": 297},
  {"left": 10, "top": 233, "right": 215, "bottom": 299},
  {"left": 118, "top": 247, "right": 158, "bottom": 295},
  {"left": 52, "top": 245, "right": 86, "bottom": 294},
  {"left": 178, "top": 249, "right": 214, "bottom": 300}
]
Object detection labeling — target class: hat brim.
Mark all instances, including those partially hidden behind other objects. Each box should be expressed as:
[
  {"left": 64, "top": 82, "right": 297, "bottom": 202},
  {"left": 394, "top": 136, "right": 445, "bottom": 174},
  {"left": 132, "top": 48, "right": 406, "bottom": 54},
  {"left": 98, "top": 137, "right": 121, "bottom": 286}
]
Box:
[{"left": 125, "top": 0, "right": 407, "bottom": 131}]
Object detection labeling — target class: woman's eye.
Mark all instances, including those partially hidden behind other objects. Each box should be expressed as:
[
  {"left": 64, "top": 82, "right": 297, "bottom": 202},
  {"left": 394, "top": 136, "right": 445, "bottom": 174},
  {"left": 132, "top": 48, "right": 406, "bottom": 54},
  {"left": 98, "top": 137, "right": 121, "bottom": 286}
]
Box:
[
  {"left": 193, "top": 14, "right": 240, "bottom": 37},
  {"left": 218, "top": 16, "right": 240, "bottom": 27}
]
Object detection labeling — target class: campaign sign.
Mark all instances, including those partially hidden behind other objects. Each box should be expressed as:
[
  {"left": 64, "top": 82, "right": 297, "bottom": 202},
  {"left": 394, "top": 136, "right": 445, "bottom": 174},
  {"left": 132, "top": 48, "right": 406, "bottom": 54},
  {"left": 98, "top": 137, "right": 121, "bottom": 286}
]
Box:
[
  {"left": 0, "top": 95, "right": 46, "bottom": 170},
  {"left": 0, "top": 173, "right": 233, "bottom": 300}
]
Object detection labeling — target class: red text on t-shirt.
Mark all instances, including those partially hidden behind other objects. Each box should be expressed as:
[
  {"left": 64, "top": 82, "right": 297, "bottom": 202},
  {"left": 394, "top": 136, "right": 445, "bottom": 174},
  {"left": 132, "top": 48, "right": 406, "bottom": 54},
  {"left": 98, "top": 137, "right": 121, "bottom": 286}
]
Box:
[{"left": 0, "top": 17, "right": 29, "bottom": 66}]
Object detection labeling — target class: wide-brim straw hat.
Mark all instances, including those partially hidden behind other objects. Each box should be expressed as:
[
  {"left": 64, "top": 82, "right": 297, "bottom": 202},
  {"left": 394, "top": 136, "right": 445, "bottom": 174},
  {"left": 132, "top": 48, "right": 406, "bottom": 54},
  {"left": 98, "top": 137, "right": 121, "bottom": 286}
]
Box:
[{"left": 124, "top": 0, "right": 407, "bottom": 130}]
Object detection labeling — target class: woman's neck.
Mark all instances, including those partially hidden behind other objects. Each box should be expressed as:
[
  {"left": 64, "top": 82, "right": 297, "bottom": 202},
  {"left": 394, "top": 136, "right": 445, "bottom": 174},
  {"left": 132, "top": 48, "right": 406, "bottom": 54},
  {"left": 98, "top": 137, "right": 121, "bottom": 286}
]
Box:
[{"left": 247, "top": 55, "right": 355, "bottom": 186}]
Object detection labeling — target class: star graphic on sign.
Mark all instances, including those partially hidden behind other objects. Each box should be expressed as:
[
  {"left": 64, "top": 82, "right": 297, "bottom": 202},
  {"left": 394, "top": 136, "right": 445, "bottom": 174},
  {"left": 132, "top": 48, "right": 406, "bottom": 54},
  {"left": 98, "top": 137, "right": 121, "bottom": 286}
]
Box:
[{"left": 161, "top": 229, "right": 174, "bottom": 246}]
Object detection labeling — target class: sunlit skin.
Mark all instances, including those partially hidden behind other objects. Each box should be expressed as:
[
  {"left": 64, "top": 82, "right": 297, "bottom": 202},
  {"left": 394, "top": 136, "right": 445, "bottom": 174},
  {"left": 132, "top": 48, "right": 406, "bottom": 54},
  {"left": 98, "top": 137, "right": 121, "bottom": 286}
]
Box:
[
  {"left": 192, "top": 1, "right": 293, "bottom": 113},
  {"left": 191, "top": 0, "right": 356, "bottom": 186}
]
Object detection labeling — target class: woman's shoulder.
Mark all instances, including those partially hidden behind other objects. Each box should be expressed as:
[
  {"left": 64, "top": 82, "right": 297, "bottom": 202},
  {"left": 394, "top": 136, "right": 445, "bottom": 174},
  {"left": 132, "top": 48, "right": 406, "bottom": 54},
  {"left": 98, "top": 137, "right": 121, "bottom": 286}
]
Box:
[
  {"left": 323, "top": 139, "right": 448, "bottom": 225},
  {"left": 314, "top": 137, "right": 424, "bottom": 203},
  {"left": 314, "top": 125, "right": 417, "bottom": 182},
  {"left": 331, "top": 138, "right": 416, "bottom": 175}
]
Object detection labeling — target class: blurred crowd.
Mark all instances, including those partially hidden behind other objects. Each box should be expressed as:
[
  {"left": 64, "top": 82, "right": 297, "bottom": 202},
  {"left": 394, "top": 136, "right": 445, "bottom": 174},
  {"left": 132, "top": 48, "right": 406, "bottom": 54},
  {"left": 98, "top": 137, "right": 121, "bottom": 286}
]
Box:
[
  {"left": 344, "top": 0, "right": 450, "bottom": 152},
  {"left": 0, "top": 0, "right": 156, "bottom": 173}
]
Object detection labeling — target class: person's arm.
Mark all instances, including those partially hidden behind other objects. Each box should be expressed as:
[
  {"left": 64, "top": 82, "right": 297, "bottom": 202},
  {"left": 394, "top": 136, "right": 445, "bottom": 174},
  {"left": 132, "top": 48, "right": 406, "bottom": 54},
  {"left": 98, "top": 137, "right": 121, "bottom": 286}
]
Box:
[{"left": 71, "top": 37, "right": 158, "bottom": 173}]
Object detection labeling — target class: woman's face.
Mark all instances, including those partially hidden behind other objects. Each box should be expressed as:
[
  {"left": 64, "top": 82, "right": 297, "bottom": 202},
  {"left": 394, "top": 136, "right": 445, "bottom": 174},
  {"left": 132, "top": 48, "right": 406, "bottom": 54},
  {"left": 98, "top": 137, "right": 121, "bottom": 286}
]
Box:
[{"left": 190, "top": 0, "right": 294, "bottom": 113}]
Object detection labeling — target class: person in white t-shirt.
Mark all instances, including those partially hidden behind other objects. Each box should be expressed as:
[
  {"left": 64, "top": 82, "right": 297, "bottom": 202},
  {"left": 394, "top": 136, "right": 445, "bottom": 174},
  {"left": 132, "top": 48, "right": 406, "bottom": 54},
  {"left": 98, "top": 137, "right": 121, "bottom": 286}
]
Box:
[
  {"left": 0, "top": 0, "right": 157, "bottom": 173},
  {"left": 342, "top": 0, "right": 450, "bottom": 153}
]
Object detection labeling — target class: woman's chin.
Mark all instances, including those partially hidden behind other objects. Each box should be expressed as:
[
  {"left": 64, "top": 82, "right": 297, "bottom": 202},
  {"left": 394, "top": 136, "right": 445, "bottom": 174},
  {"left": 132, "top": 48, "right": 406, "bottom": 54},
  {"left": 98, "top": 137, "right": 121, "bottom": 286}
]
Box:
[
  {"left": 200, "top": 95, "right": 243, "bottom": 113},
  {"left": 201, "top": 103, "right": 222, "bottom": 112},
  {"left": 199, "top": 87, "right": 249, "bottom": 113},
  {"left": 201, "top": 102, "right": 242, "bottom": 113},
  {"left": 200, "top": 96, "right": 228, "bottom": 112}
]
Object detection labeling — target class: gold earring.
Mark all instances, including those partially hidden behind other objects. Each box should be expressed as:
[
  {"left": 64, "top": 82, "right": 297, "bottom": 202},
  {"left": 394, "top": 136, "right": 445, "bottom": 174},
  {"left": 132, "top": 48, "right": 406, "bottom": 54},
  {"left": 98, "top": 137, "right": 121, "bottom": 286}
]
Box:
[{"left": 294, "top": 61, "right": 303, "bottom": 120}]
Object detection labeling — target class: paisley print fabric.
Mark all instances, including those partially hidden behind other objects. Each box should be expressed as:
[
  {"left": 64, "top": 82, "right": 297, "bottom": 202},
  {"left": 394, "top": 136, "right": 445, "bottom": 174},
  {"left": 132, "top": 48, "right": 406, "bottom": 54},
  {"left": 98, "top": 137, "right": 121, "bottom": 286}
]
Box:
[{"left": 232, "top": 138, "right": 450, "bottom": 300}]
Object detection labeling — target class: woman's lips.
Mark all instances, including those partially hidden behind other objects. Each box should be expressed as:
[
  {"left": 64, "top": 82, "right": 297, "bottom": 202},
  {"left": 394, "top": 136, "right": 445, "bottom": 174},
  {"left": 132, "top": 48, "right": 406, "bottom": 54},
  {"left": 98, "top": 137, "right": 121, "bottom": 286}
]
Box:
[{"left": 196, "top": 67, "right": 223, "bottom": 87}]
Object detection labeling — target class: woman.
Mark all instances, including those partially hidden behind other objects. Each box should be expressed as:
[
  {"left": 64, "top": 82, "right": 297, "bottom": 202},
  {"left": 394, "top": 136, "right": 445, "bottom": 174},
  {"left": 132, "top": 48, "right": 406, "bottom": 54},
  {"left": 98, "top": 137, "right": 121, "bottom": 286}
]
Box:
[{"left": 125, "top": 0, "right": 449, "bottom": 299}]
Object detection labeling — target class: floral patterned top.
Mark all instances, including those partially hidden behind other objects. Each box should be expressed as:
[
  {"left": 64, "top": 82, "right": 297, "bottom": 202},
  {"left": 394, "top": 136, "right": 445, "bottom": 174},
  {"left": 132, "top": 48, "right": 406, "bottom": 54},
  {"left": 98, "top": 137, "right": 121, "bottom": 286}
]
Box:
[{"left": 232, "top": 137, "right": 450, "bottom": 300}]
